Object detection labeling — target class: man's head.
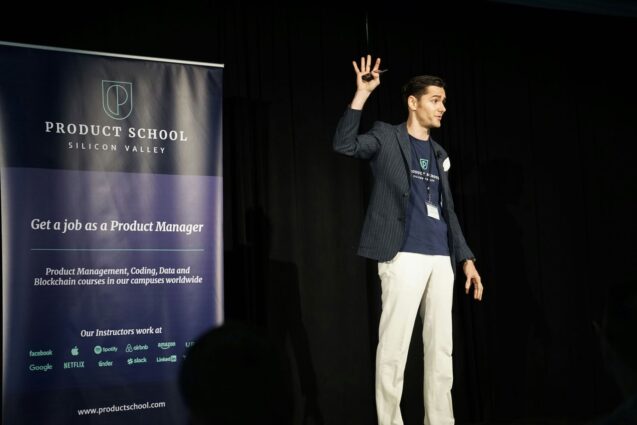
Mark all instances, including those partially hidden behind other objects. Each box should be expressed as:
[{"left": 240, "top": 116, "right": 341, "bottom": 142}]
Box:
[{"left": 402, "top": 75, "right": 447, "bottom": 129}]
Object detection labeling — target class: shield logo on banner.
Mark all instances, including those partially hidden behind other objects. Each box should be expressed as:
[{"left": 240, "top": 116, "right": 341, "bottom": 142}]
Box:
[
  {"left": 102, "top": 80, "right": 133, "bottom": 120},
  {"left": 419, "top": 158, "right": 429, "bottom": 171}
]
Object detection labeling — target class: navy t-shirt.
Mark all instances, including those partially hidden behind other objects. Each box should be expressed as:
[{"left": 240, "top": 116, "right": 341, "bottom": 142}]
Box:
[{"left": 401, "top": 135, "right": 450, "bottom": 255}]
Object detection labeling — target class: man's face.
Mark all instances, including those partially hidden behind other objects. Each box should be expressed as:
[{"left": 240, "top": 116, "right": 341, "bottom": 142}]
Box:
[{"left": 409, "top": 86, "right": 446, "bottom": 129}]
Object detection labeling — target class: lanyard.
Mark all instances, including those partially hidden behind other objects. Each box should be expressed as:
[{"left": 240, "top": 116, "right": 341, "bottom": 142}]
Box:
[
  {"left": 423, "top": 141, "right": 434, "bottom": 203},
  {"left": 416, "top": 141, "right": 435, "bottom": 204},
  {"left": 412, "top": 137, "right": 436, "bottom": 204}
]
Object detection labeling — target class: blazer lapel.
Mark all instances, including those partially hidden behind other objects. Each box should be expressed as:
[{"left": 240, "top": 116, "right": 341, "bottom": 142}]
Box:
[
  {"left": 431, "top": 139, "right": 448, "bottom": 185},
  {"left": 431, "top": 139, "right": 451, "bottom": 214},
  {"left": 431, "top": 139, "right": 447, "bottom": 165}
]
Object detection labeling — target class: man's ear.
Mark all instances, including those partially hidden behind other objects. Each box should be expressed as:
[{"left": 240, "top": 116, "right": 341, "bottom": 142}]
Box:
[{"left": 407, "top": 95, "right": 417, "bottom": 111}]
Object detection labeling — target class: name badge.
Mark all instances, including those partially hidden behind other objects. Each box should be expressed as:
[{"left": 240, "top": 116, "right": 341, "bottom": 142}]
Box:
[{"left": 426, "top": 202, "right": 440, "bottom": 220}]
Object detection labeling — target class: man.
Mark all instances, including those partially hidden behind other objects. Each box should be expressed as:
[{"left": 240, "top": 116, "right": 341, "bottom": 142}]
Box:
[{"left": 333, "top": 55, "right": 483, "bottom": 425}]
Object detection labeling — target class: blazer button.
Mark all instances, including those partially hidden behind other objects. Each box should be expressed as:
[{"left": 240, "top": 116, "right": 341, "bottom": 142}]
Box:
[{"left": 397, "top": 216, "right": 404, "bottom": 222}]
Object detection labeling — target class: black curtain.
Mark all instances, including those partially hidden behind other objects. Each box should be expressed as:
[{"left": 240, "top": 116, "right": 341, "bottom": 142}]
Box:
[{"left": 2, "top": 2, "right": 636, "bottom": 424}]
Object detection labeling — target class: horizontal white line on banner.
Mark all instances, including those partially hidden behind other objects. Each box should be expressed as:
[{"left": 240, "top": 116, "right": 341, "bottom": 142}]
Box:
[
  {"left": 0, "top": 40, "right": 225, "bottom": 68},
  {"left": 30, "top": 248, "right": 206, "bottom": 251}
]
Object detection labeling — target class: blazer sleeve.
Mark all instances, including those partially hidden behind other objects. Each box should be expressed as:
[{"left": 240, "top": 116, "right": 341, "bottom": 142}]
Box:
[
  {"left": 450, "top": 209, "right": 475, "bottom": 263},
  {"left": 333, "top": 107, "right": 382, "bottom": 159},
  {"left": 435, "top": 144, "right": 475, "bottom": 264},
  {"left": 444, "top": 184, "right": 476, "bottom": 263}
]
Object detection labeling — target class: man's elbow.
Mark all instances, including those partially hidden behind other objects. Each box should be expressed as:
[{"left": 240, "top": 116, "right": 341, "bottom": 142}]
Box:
[{"left": 333, "top": 137, "right": 355, "bottom": 156}]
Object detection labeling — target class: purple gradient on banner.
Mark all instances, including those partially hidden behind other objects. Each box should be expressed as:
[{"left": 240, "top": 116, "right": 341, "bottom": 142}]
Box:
[{"left": 1, "top": 167, "right": 223, "bottom": 394}]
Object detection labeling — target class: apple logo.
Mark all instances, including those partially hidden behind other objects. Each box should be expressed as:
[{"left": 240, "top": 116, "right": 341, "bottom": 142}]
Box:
[{"left": 71, "top": 346, "right": 79, "bottom": 356}]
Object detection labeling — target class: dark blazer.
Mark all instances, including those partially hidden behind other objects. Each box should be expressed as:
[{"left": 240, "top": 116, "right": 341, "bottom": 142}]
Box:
[{"left": 333, "top": 107, "right": 474, "bottom": 275}]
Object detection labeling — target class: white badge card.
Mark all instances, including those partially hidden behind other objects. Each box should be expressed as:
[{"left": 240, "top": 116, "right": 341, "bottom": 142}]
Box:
[{"left": 426, "top": 202, "right": 440, "bottom": 220}]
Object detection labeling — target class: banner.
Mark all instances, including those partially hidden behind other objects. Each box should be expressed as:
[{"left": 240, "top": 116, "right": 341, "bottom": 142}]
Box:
[{"left": 0, "top": 42, "right": 223, "bottom": 424}]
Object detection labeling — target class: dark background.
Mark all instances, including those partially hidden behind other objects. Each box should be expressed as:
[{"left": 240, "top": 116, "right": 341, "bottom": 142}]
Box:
[{"left": 2, "top": 1, "right": 636, "bottom": 424}]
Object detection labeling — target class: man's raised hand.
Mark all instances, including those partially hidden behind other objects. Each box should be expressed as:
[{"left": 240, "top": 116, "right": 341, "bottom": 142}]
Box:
[{"left": 353, "top": 55, "right": 382, "bottom": 93}]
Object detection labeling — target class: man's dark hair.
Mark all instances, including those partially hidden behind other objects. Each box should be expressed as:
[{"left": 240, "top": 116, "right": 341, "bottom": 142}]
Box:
[{"left": 402, "top": 75, "right": 446, "bottom": 108}]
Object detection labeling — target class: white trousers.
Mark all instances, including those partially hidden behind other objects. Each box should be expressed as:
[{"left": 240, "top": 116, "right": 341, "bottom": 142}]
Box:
[{"left": 376, "top": 252, "right": 455, "bottom": 425}]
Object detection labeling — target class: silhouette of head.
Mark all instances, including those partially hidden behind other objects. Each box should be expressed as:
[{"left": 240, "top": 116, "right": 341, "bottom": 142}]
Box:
[
  {"left": 598, "top": 280, "right": 637, "bottom": 397},
  {"left": 180, "top": 321, "right": 293, "bottom": 425}
]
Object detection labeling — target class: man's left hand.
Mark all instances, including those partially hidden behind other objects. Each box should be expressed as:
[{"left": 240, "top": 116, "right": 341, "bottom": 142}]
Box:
[{"left": 463, "top": 260, "right": 483, "bottom": 301}]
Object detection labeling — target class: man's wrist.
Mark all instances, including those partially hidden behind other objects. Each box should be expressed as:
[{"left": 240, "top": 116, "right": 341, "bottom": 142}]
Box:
[{"left": 350, "top": 91, "right": 371, "bottom": 110}]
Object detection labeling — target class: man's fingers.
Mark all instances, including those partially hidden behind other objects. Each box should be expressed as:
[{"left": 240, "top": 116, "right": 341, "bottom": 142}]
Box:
[
  {"left": 354, "top": 57, "right": 381, "bottom": 80},
  {"left": 352, "top": 61, "right": 361, "bottom": 75},
  {"left": 466, "top": 275, "right": 484, "bottom": 300},
  {"left": 373, "top": 58, "right": 381, "bottom": 73},
  {"left": 475, "top": 281, "right": 484, "bottom": 301}
]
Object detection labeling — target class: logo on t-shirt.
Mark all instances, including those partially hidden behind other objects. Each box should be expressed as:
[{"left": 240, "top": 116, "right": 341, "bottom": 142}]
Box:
[{"left": 419, "top": 159, "right": 429, "bottom": 171}]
